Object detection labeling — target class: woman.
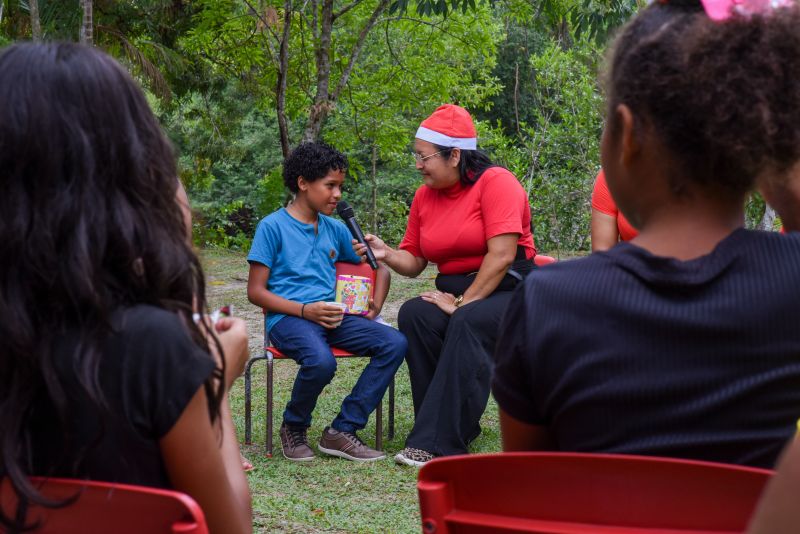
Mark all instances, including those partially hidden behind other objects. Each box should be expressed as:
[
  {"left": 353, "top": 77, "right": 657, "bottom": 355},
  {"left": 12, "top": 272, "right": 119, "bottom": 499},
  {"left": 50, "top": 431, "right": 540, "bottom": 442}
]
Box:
[
  {"left": 591, "top": 169, "right": 638, "bottom": 251},
  {"left": 0, "top": 43, "right": 251, "bottom": 533},
  {"left": 361, "top": 104, "right": 536, "bottom": 466},
  {"left": 492, "top": 0, "right": 800, "bottom": 468}
]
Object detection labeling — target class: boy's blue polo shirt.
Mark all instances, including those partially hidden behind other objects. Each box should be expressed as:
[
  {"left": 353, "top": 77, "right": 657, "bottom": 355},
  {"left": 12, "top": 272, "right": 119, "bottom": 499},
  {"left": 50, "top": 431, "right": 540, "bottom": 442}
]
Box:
[{"left": 247, "top": 208, "right": 361, "bottom": 332}]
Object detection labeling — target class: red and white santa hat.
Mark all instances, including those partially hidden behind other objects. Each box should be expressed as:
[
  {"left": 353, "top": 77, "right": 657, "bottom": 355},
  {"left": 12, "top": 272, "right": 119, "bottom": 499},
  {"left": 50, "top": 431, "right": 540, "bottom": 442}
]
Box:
[{"left": 415, "top": 104, "right": 477, "bottom": 150}]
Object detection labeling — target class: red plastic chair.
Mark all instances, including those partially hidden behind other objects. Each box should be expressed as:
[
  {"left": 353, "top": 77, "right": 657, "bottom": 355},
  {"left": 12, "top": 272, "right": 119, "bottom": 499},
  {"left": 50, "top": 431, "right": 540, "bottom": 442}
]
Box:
[
  {"left": 417, "top": 452, "right": 773, "bottom": 534},
  {"left": 0, "top": 477, "right": 208, "bottom": 534},
  {"left": 534, "top": 254, "right": 557, "bottom": 266},
  {"left": 243, "top": 261, "right": 395, "bottom": 456}
]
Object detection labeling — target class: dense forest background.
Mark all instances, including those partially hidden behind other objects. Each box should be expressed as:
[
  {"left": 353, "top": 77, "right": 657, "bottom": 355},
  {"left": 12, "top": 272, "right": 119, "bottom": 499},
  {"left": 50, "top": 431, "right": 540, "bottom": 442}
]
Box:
[{"left": 0, "top": 0, "right": 775, "bottom": 254}]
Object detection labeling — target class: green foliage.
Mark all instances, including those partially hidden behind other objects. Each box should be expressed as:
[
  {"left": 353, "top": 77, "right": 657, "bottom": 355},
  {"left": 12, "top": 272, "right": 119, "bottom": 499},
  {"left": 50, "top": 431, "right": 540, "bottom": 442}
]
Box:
[
  {"left": 162, "top": 83, "right": 285, "bottom": 248},
  {"left": 389, "top": 0, "right": 483, "bottom": 17},
  {"left": 0, "top": 0, "right": 634, "bottom": 257},
  {"left": 191, "top": 200, "right": 253, "bottom": 250},
  {"left": 524, "top": 40, "right": 603, "bottom": 253},
  {"left": 571, "top": 0, "right": 641, "bottom": 42},
  {"left": 327, "top": 2, "right": 501, "bottom": 159},
  {"left": 479, "top": 39, "right": 603, "bottom": 254},
  {"left": 745, "top": 192, "right": 767, "bottom": 229},
  {"left": 342, "top": 163, "right": 419, "bottom": 247},
  {"left": 482, "top": 16, "right": 550, "bottom": 136}
]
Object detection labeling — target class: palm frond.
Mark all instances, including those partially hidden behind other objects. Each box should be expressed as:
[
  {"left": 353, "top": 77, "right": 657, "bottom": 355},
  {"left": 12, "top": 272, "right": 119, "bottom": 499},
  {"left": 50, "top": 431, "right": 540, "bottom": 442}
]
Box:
[{"left": 98, "top": 24, "right": 172, "bottom": 100}]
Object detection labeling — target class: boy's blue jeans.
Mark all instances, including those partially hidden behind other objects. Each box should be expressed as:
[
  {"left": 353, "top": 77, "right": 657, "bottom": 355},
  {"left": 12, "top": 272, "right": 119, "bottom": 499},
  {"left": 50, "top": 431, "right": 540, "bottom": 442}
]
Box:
[{"left": 269, "top": 314, "right": 406, "bottom": 433}]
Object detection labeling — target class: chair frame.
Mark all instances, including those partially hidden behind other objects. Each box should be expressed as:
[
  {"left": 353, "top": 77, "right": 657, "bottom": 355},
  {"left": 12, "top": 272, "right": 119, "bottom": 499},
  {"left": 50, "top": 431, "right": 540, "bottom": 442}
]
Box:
[{"left": 244, "top": 262, "right": 395, "bottom": 456}]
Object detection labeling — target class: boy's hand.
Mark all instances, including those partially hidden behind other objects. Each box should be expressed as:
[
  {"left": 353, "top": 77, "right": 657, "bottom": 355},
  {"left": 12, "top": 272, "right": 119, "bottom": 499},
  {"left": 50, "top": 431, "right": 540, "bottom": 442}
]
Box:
[
  {"left": 304, "top": 301, "right": 345, "bottom": 329},
  {"left": 364, "top": 296, "right": 381, "bottom": 320}
]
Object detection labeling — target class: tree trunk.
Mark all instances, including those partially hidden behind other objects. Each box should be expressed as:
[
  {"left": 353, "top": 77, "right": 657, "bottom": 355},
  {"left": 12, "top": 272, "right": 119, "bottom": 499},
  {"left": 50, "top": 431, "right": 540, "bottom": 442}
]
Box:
[
  {"left": 303, "top": 0, "right": 389, "bottom": 141},
  {"left": 303, "top": 0, "right": 334, "bottom": 142},
  {"left": 30, "top": 0, "right": 42, "bottom": 41},
  {"left": 759, "top": 205, "right": 778, "bottom": 231},
  {"left": 80, "top": 0, "right": 93, "bottom": 46},
  {"left": 276, "top": 0, "right": 292, "bottom": 157},
  {"left": 371, "top": 143, "right": 378, "bottom": 234}
]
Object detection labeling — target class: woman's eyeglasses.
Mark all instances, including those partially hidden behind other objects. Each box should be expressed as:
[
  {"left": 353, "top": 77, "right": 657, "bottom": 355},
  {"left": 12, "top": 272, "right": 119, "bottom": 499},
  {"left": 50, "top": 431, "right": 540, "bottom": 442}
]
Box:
[{"left": 412, "top": 150, "right": 445, "bottom": 163}]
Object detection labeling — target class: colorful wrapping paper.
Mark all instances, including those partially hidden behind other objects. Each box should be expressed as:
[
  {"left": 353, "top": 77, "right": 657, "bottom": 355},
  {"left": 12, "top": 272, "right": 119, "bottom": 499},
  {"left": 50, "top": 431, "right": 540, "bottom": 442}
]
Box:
[{"left": 335, "top": 274, "right": 371, "bottom": 315}]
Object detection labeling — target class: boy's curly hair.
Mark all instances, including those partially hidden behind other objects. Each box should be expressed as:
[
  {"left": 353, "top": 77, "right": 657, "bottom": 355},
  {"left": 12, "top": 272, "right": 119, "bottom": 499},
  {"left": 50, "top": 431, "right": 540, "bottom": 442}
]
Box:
[
  {"left": 283, "top": 142, "right": 348, "bottom": 193},
  {"left": 604, "top": 1, "right": 800, "bottom": 195}
]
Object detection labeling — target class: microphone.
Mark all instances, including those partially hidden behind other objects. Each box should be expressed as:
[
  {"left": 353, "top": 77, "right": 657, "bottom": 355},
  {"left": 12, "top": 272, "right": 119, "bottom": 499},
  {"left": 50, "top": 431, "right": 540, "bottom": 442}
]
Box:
[{"left": 336, "top": 201, "right": 379, "bottom": 270}]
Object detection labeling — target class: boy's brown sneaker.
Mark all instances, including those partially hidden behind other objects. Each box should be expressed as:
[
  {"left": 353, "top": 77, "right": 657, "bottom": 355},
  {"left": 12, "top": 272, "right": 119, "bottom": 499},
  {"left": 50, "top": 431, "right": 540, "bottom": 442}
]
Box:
[
  {"left": 317, "top": 426, "right": 386, "bottom": 462},
  {"left": 280, "top": 423, "right": 315, "bottom": 462}
]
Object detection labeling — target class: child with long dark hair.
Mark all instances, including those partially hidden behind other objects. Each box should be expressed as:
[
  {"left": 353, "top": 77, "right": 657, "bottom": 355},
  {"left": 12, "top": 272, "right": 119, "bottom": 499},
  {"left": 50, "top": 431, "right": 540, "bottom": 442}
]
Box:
[
  {"left": 493, "top": 0, "right": 800, "bottom": 468},
  {"left": 0, "top": 43, "right": 252, "bottom": 533}
]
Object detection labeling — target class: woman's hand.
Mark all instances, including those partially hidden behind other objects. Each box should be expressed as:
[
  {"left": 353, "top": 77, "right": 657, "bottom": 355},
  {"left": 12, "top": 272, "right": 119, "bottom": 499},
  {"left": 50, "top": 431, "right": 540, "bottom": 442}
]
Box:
[
  {"left": 354, "top": 234, "right": 388, "bottom": 261},
  {"left": 303, "top": 301, "right": 345, "bottom": 329},
  {"left": 421, "top": 290, "right": 458, "bottom": 315}
]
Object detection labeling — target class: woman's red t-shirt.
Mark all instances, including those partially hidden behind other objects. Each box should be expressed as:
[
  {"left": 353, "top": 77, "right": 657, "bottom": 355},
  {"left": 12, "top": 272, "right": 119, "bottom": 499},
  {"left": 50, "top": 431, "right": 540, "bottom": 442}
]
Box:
[
  {"left": 591, "top": 170, "right": 638, "bottom": 242},
  {"left": 399, "top": 167, "right": 536, "bottom": 275}
]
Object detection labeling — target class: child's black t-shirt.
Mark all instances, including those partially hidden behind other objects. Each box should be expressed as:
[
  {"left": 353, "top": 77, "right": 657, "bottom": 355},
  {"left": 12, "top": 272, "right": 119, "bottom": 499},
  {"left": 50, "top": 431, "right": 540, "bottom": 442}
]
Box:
[
  {"left": 493, "top": 229, "right": 800, "bottom": 468},
  {"left": 29, "top": 305, "right": 216, "bottom": 487}
]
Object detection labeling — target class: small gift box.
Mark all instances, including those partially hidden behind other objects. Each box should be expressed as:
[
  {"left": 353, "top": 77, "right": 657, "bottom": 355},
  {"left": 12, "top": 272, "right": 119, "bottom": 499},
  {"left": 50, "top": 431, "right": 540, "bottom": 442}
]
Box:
[{"left": 335, "top": 274, "right": 371, "bottom": 315}]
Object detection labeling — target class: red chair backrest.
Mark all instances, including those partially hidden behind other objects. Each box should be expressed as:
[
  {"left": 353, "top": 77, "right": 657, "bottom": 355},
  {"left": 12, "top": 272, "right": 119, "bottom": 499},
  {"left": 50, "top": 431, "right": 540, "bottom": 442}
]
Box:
[
  {"left": 417, "top": 452, "right": 772, "bottom": 534},
  {"left": 335, "top": 261, "right": 376, "bottom": 298},
  {"left": 1, "top": 477, "right": 208, "bottom": 534},
  {"left": 534, "top": 254, "right": 557, "bottom": 267}
]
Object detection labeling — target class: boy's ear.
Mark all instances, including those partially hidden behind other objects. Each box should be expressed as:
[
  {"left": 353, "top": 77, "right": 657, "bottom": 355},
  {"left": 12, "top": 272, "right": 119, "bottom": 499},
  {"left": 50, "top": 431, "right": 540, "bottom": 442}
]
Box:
[{"left": 297, "top": 175, "right": 307, "bottom": 192}]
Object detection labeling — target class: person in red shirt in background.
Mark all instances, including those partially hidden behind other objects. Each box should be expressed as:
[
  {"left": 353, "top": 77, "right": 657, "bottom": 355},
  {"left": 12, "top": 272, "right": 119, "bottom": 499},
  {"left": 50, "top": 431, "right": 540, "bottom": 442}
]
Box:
[
  {"left": 592, "top": 169, "right": 639, "bottom": 252},
  {"left": 591, "top": 169, "right": 639, "bottom": 251},
  {"left": 358, "top": 104, "right": 536, "bottom": 466}
]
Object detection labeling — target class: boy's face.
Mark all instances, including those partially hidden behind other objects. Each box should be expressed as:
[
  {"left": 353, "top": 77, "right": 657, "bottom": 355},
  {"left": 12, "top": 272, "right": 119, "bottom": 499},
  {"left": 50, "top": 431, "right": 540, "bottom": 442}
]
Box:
[{"left": 297, "top": 168, "right": 345, "bottom": 216}]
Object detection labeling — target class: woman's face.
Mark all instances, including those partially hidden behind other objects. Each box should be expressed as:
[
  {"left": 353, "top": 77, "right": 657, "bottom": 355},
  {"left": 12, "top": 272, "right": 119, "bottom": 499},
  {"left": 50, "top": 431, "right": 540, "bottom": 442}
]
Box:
[{"left": 414, "top": 139, "right": 460, "bottom": 189}]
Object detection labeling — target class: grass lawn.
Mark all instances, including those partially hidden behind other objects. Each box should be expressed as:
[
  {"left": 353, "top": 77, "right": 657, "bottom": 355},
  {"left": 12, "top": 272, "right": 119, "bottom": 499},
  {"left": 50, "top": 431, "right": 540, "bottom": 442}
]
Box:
[{"left": 201, "top": 248, "right": 503, "bottom": 533}]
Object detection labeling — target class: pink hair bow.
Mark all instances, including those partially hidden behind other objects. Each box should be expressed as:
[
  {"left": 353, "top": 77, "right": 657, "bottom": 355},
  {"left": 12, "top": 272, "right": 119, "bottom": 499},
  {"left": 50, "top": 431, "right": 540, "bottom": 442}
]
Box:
[{"left": 700, "top": 0, "right": 792, "bottom": 20}]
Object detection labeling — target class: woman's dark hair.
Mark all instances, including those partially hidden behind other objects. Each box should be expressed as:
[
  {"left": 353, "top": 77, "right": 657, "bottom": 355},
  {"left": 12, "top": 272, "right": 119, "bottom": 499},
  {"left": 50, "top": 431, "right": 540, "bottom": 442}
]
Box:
[
  {"left": 433, "top": 145, "right": 497, "bottom": 186},
  {"left": 604, "top": 0, "right": 800, "bottom": 195},
  {"left": 0, "top": 43, "right": 224, "bottom": 530},
  {"left": 283, "top": 141, "right": 348, "bottom": 193}
]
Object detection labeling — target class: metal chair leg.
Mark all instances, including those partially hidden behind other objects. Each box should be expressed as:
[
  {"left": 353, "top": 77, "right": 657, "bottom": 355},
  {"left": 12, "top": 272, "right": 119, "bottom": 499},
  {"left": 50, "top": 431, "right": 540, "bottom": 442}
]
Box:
[
  {"left": 266, "top": 353, "right": 274, "bottom": 457},
  {"left": 376, "top": 398, "right": 383, "bottom": 451},
  {"left": 388, "top": 376, "right": 395, "bottom": 441},
  {"left": 244, "top": 355, "right": 267, "bottom": 446}
]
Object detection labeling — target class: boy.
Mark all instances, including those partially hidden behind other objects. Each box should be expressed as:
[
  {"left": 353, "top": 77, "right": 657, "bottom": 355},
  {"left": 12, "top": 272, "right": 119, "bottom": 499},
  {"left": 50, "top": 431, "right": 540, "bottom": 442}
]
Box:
[{"left": 246, "top": 142, "right": 406, "bottom": 462}]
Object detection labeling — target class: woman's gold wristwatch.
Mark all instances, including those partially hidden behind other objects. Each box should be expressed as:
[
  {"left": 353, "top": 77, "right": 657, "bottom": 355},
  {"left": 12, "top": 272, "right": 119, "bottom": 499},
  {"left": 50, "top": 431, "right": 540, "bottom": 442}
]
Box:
[{"left": 453, "top": 294, "right": 464, "bottom": 308}]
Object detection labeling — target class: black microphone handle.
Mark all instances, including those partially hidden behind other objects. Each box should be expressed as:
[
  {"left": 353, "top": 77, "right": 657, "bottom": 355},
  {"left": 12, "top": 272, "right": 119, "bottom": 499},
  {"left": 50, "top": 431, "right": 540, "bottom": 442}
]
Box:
[{"left": 345, "top": 217, "right": 379, "bottom": 270}]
